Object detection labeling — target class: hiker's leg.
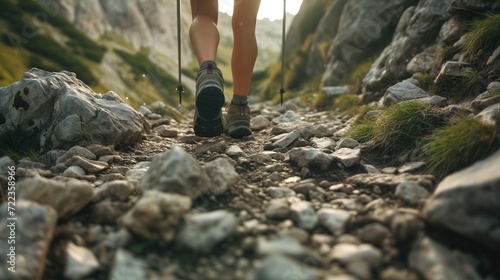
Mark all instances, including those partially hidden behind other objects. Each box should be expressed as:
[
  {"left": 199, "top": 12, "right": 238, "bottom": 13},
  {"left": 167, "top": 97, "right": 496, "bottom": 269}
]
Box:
[
  {"left": 231, "top": 0, "right": 261, "bottom": 98},
  {"left": 190, "top": 0, "right": 219, "bottom": 64}
]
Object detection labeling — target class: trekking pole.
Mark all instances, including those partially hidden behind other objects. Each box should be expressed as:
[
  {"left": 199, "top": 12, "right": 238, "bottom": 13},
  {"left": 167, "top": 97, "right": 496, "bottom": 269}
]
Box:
[
  {"left": 279, "top": 0, "right": 286, "bottom": 105},
  {"left": 176, "top": 0, "right": 184, "bottom": 104}
]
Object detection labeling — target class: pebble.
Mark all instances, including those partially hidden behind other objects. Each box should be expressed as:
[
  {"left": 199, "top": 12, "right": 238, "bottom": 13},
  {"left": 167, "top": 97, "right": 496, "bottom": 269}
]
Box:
[
  {"left": 290, "top": 201, "right": 318, "bottom": 230},
  {"left": 176, "top": 210, "right": 236, "bottom": 253},
  {"left": 395, "top": 181, "right": 430, "bottom": 205},
  {"left": 317, "top": 208, "right": 351, "bottom": 236}
]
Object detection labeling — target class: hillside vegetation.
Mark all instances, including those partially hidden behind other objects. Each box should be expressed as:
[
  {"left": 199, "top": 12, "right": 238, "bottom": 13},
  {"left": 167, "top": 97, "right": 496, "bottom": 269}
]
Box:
[{"left": 0, "top": 0, "right": 190, "bottom": 108}]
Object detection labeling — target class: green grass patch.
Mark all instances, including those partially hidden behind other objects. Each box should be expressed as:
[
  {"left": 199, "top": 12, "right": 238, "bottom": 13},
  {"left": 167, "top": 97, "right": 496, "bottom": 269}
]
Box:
[
  {"left": 345, "top": 101, "right": 445, "bottom": 155},
  {"left": 423, "top": 116, "right": 500, "bottom": 179},
  {"left": 463, "top": 13, "right": 500, "bottom": 61},
  {"left": 434, "top": 68, "right": 481, "bottom": 100},
  {"left": 345, "top": 118, "right": 375, "bottom": 143}
]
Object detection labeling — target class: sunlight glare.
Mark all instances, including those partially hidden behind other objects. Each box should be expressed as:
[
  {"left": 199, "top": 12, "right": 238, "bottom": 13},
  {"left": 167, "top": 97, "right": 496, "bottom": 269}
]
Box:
[{"left": 219, "top": 0, "right": 303, "bottom": 20}]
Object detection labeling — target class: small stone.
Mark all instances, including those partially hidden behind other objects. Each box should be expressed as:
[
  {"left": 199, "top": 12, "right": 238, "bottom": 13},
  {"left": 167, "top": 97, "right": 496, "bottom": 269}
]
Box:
[
  {"left": 272, "top": 110, "right": 301, "bottom": 124},
  {"left": 266, "top": 187, "right": 296, "bottom": 198},
  {"left": 153, "top": 125, "right": 178, "bottom": 137},
  {"left": 65, "top": 156, "right": 109, "bottom": 173},
  {"left": 290, "top": 201, "right": 318, "bottom": 230},
  {"left": 139, "top": 146, "right": 209, "bottom": 199},
  {"left": 257, "top": 236, "right": 311, "bottom": 259},
  {"left": 93, "top": 180, "right": 137, "bottom": 202},
  {"left": 363, "top": 164, "right": 381, "bottom": 174},
  {"left": 203, "top": 158, "right": 239, "bottom": 196},
  {"left": 289, "top": 147, "right": 334, "bottom": 170},
  {"left": 395, "top": 181, "right": 429, "bottom": 205},
  {"left": 273, "top": 130, "right": 301, "bottom": 149},
  {"left": 336, "top": 138, "right": 360, "bottom": 149},
  {"left": 311, "top": 137, "right": 336, "bottom": 150},
  {"left": 398, "top": 162, "right": 426, "bottom": 174},
  {"left": 357, "top": 223, "right": 391, "bottom": 247},
  {"left": 176, "top": 210, "right": 236, "bottom": 253},
  {"left": 63, "top": 242, "right": 99, "bottom": 279},
  {"left": 330, "top": 243, "right": 383, "bottom": 268},
  {"left": 226, "top": 145, "right": 245, "bottom": 157},
  {"left": 247, "top": 255, "right": 319, "bottom": 280},
  {"left": 251, "top": 115, "right": 271, "bottom": 131},
  {"left": 85, "top": 144, "right": 116, "bottom": 156},
  {"left": 333, "top": 148, "right": 361, "bottom": 168},
  {"left": 109, "top": 249, "right": 147, "bottom": 280},
  {"left": 265, "top": 198, "right": 290, "bottom": 220},
  {"left": 391, "top": 210, "right": 422, "bottom": 243},
  {"left": 121, "top": 191, "right": 191, "bottom": 245},
  {"left": 63, "top": 166, "right": 86, "bottom": 178},
  {"left": 56, "top": 146, "right": 96, "bottom": 164},
  {"left": 17, "top": 176, "right": 94, "bottom": 220},
  {"left": 317, "top": 208, "right": 351, "bottom": 236}
]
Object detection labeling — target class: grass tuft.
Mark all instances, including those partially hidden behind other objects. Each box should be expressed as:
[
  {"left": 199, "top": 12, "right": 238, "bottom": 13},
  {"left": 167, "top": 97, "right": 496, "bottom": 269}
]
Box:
[
  {"left": 345, "top": 101, "right": 445, "bottom": 155},
  {"left": 463, "top": 13, "right": 500, "bottom": 60},
  {"left": 423, "top": 116, "right": 500, "bottom": 179}
]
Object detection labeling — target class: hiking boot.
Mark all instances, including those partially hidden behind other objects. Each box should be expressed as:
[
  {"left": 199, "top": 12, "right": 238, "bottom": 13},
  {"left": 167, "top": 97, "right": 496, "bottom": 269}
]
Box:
[
  {"left": 193, "top": 60, "right": 225, "bottom": 137},
  {"left": 224, "top": 102, "right": 252, "bottom": 138}
]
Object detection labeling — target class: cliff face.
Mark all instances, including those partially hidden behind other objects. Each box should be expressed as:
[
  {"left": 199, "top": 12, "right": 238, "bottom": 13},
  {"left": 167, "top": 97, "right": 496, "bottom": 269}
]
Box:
[
  {"left": 283, "top": 0, "right": 500, "bottom": 101},
  {"left": 36, "top": 0, "right": 194, "bottom": 65}
]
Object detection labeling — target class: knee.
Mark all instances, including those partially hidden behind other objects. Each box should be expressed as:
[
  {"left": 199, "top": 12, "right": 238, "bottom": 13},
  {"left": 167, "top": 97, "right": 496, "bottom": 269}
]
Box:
[{"left": 232, "top": 16, "right": 257, "bottom": 31}]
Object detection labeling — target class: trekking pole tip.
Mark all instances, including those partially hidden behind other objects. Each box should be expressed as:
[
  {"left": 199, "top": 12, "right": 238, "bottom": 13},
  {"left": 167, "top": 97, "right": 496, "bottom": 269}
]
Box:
[
  {"left": 176, "top": 85, "right": 184, "bottom": 105},
  {"left": 279, "top": 88, "right": 285, "bottom": 106}
]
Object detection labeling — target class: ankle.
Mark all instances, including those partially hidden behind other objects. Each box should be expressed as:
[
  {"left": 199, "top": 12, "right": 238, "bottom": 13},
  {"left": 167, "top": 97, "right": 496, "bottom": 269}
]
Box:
[{"left": 231, "top": 94, "right": 248, "bottom": 106}]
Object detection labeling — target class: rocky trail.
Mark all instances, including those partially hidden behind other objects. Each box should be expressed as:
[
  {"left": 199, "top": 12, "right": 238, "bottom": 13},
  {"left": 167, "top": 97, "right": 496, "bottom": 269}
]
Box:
[{"left": 1, "top": 70, "right": 499, "bottom": 280}]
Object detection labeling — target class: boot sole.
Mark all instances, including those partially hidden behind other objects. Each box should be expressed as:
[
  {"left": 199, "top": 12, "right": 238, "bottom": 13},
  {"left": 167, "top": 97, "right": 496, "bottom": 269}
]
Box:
[{"left": 194, "top": 85, "right": 225, "bottom": 137}]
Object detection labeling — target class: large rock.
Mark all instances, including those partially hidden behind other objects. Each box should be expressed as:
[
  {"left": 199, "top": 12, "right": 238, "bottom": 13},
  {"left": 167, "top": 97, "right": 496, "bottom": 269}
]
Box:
[
  {"left": 363, "top": 0, "right": 453, "bottom": 101},
  {"left": 139, "top": 146, "right": 209, "bottom": 199},
  {"left": 0, "top": 69, "right": 145, "bottom": 149},
  {"left": 320, "top": 0, "right": 415, "bottom": 86},
  {"left": 0, "top": 200, "right": 57, "bottom": 280},
  {"left": 16, "top": 176, "right": 94, "bottom": 220},
  {"left": 422, "top": 149, "right": 500, "bottom": 249},
  {"left": 475, "top": 103, "right": 500, "bottom": 126}
]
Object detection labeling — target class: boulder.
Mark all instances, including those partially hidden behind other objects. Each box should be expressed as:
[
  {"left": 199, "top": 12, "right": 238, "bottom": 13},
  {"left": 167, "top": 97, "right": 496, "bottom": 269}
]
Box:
[
  {"left": 422, "top": 149, "right": 500, "bottom": 249},
  {"left": 0, "top": 69, "right": 145, "bottom": 149}
]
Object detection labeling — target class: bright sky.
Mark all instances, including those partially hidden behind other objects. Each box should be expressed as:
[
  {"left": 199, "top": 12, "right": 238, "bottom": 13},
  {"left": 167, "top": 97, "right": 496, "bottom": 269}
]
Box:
[{"left": 219, "top": 0, "right": 303, "bottom": 20}]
